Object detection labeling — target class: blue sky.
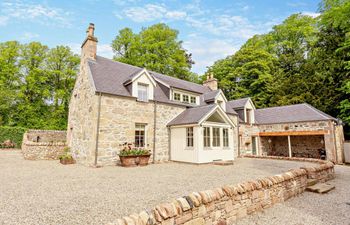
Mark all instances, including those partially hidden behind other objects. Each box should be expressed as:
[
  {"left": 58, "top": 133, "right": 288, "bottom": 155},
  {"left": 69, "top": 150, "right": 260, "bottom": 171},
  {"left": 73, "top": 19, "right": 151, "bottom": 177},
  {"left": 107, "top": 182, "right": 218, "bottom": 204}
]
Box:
[{"left": 0, "top": 0, "right": 320, "bottom": 74}]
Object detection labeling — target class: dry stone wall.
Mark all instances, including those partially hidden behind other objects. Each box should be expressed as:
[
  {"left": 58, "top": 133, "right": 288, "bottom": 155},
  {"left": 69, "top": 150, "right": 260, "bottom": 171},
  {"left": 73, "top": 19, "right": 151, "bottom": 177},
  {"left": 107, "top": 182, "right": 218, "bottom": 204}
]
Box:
[
  {"left": 22, "top": 130, "right": 67, "bottom": 160},
  {"left": 107, "top": 157, "right": 334, "bottom": 225}
]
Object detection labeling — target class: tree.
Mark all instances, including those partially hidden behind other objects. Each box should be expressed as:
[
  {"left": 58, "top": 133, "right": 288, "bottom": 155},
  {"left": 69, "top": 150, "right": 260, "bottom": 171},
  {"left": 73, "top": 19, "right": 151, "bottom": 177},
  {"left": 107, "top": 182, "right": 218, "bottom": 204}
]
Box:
[
  {"left": 0, "top": 41, "right": 21, "bottom": 125},
  {"left": 46, "top": 46, "right": 80, "bottom": 129},
  {"left": 112, "top": 23, "right": 195, "bottom": 80}
]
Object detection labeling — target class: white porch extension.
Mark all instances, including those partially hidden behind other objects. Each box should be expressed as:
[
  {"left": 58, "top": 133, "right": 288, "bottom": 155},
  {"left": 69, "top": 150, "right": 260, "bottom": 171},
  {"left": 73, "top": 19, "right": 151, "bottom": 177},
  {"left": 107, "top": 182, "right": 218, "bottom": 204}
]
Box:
[{"left": 168, "top": 104, "right": 236, "bottom": 164}]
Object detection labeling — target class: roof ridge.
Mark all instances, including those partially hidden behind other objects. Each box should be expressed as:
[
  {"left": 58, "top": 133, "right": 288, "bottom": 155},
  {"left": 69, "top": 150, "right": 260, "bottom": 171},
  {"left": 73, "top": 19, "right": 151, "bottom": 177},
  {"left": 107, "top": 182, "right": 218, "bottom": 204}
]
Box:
[
  {"left": 96, "top": 55, "right": 210, "bottom": 91},
  {"left": 256, "top": 103, "right": 305, "bottom": 111}
]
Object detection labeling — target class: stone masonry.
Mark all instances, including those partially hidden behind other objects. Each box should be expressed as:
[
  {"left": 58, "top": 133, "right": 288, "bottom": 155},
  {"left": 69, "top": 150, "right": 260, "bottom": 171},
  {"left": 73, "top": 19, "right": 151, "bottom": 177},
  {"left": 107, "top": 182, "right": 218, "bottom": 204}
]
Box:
[
  {"left": 108, "top": 157, "right": 334, "bottom": 225},
  {"left": 22, "top": 130, "right": 67, "bottom": 160},
  {"left": 96, "top": 94, "right": 185, "bottom": 165}
]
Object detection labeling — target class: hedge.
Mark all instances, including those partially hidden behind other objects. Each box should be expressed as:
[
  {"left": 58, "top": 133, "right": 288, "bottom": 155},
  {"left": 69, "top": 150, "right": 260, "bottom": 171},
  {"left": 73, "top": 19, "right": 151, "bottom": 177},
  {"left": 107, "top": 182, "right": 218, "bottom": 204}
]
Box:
[{"left": 0, "top": 126, "right": 27, "bottom": 148}]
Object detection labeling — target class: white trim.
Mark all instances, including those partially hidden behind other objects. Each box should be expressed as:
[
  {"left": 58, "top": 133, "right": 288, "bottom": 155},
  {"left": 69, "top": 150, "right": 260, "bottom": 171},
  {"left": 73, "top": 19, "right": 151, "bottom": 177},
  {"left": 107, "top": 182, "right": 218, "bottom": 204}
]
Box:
[
  {"left": 153, "top": 76, "right": 170, "bottom": 88},
  {"left": 126, "top": 68, "right": 157, "bottom": 87},
  {"left": 199, "top": 105, "right": 235, "bottom": 127}
]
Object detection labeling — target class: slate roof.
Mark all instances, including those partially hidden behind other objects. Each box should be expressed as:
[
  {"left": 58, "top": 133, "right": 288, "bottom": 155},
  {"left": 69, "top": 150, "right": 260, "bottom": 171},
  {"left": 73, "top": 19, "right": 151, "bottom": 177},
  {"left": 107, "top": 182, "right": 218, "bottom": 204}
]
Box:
[
  {"left": 255, "top": 103, "right": 336, "bottom": 124},
  {"left": 167, "top": 105, "right": 217, "bottom": 126},
  {"left": 226, "top": 98, "right": 250, "bottom": 109},
  {"left": 88, "top": 56, "right": 211, "bottom": 106},
  {"left": 202, "top": 90, "right": 221, "bottom": 102}
]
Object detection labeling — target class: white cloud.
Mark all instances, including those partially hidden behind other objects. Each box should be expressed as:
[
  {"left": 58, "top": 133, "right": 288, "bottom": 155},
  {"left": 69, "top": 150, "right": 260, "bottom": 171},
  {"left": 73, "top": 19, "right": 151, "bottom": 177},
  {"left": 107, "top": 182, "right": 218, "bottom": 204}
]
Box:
[
  {"left": 302, "top": 11, "right": 321, "bottom": 18},
  {"left": 0, "top": 1, "right": 72, "bottom": 27},
  {"left": 0, "top": 16, "right": 8, "bottom": 26},
  {"left": 21, "top": 32, "right": 39, "bottom": 40},
  {"left": 122, "top": 4, "right": 187, "bottom": 22},
  {"left": 183, "top": 38, "right": 238, "bottom": 74}
]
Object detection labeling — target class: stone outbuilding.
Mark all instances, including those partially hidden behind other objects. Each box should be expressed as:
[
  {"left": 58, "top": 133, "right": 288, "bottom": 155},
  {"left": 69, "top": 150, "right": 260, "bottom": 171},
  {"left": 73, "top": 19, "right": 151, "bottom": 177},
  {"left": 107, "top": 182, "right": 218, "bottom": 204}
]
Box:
[{"left": 67, "top": 24, "right": 345, "bottom": 166}]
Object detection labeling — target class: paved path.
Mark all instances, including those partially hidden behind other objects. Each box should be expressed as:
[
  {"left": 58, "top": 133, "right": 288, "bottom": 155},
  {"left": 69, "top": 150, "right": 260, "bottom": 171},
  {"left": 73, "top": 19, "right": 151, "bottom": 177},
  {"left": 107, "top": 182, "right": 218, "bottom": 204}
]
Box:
[{"left": 0, "top": 150, "right": 331, "bottom": 225}]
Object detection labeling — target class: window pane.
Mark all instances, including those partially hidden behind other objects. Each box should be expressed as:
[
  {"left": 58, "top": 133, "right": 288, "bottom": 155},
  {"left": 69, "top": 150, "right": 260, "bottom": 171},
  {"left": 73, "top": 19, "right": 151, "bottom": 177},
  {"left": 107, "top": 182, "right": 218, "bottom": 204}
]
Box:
[
  {"left": 223, "top": 128, "right": 229, "bottom": 147},
  {"left": 203, "top": 127, "right": 210, "bottom": 147},
  {"left": 186, "top": 127, "right": 193, "bottom": 147},
  {"left": 174, "top": 93, "right": 181, "bottom": 101},
  {"left": 212, "top": 128, "right": 220, "bottom": 147},
  {"left": 190, "top": 96, "right": 196, "bottom": 104},
  {"left": 183, "top": 95, "right": 189, "bottom": 103},
  {"left": 135, "top": 124, "right": 146, "bottom": 147},
  {"left": 137, "top": 84, "right": 148, "bottom": 102}
]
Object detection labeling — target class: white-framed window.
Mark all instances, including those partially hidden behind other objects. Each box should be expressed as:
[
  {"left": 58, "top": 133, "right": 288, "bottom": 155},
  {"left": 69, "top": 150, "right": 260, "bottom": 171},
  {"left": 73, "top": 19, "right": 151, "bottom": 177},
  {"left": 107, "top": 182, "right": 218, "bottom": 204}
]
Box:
[
  {"left": 223, "top": 128, "right": 229, "bottom": 147},
  {"left": 182, "top": 95, "right": 189, "bottom": 103},
  {"left": 137, "top": 83, "right": 148, "bottom": 102},
  {"left": 203, "top": 127, "right": 211, "bottom": 147},
  {"left": 190, "top": 96, "right": 196, "bottom": 104},
  {"left": 186, "top": 127, "right": 194, "bottom": 147},
  {"left": 135, "top": 123, "right": 146, "bottom": 147},
  {"left": 212, "top": 127, "right": 220, "bottom": 147},
  {"left": 174, "top": 92, "right": 181, "bottom": 101}
]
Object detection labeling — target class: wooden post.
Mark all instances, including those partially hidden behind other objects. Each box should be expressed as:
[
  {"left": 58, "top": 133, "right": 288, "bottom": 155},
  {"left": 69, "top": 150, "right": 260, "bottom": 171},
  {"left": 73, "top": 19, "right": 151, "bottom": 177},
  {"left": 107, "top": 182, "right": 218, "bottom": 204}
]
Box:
[{"left": 288, "top": 135, "right": 292, "bottom": 157}]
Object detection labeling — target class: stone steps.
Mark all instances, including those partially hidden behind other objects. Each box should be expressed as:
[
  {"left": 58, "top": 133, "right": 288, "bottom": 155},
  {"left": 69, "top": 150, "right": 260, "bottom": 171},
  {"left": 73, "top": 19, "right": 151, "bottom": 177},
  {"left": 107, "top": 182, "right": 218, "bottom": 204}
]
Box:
[
  {"left": 307, "top": 179, "right": 318, "bottom": 187},
  {"left": 306, "top": 183, "right": 335, "bottom": 194}
]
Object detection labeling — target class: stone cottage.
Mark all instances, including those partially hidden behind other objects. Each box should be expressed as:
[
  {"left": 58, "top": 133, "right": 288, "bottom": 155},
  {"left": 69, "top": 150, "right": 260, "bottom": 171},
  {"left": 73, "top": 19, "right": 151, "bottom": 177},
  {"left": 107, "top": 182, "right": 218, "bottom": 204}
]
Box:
[{"left": 67, "top": 24, "right": 345, "bottom": 166}]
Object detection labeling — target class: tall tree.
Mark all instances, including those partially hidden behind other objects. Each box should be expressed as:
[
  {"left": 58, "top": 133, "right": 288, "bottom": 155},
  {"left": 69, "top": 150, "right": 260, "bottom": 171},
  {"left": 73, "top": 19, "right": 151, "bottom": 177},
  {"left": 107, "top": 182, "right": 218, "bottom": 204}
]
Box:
[
  {"left": 46, "top": 46, "right": 80, "bottom": 129},
  {"left": 0, "top": 41, "right": 21, "bottom": 125},
  {"left": 112, "top": 23, "right": 195, "bottom": 80}
]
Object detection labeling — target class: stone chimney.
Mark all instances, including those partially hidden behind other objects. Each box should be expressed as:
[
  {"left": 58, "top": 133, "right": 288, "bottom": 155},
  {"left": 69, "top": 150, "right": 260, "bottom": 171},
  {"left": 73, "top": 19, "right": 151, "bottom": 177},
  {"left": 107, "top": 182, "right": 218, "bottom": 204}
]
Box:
[
  {"left": 203, "top": 73, "right": 218, "bottom": 90},
  {"left": 81, "top": 23, "right": 98, "bottom": 63}
]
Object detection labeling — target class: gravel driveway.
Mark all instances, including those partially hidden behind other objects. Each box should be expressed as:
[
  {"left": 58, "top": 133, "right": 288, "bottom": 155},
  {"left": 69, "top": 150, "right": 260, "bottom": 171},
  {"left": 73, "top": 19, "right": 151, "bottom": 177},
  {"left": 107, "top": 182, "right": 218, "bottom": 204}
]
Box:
[{"left": 0, "top": 150, "right": 332, "bottom": 225}]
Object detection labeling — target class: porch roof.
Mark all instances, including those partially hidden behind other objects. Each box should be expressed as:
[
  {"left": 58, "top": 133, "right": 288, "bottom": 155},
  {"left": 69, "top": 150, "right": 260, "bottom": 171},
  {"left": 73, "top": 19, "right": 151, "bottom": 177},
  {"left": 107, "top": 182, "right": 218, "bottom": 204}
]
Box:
[{"left": 167, "top": 105, "right": 216, "bottom": 126}]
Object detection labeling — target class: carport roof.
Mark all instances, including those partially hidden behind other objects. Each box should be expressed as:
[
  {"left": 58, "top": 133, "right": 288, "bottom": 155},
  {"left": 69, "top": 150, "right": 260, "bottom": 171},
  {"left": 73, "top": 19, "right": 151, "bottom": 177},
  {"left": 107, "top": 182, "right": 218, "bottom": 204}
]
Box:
[{"left": 255, "top": 103, "right": 336, "bottom": 124}]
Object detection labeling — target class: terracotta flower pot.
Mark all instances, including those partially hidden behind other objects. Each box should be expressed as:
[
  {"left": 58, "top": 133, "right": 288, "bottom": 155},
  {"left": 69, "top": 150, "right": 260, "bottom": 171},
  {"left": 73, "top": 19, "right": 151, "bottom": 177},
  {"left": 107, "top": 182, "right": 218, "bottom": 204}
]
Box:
[
  {"left": 138, "top": 154, "right": 151, "bottom": 166},
  {"left": 119, "top": 155, "right": 138, "bottom": 167},
  {"left": 60, "top": 158, "right": 75, "bottom": 165}
]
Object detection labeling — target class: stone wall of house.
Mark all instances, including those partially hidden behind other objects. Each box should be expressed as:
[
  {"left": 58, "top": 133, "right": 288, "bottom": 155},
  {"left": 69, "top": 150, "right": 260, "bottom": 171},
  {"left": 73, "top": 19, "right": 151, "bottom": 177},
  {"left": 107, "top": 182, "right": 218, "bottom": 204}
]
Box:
[
  {"left": 108, "top": 157, "right": 334, "bottom": 225},
  {"left": 67, "top": 62, "right": 99, "bottom": 166},
  {"left": 238, "top": 124, "right": 260, "bottom": 155},
  {"left": 97, "top": 95, "right": 186, "bottom": 166},
  {"left": 22, "top": 130, "right": 67, "bottom": 160},
  {"left": 335, "top": 124, "right": 345, "bottom": 163}
]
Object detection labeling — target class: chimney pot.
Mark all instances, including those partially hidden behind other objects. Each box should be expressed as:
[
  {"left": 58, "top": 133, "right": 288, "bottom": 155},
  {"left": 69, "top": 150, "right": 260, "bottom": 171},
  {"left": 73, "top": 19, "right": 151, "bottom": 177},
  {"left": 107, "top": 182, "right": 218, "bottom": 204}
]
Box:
[{"left": 203, "top": 72, "right": 218, "bottom": 90}]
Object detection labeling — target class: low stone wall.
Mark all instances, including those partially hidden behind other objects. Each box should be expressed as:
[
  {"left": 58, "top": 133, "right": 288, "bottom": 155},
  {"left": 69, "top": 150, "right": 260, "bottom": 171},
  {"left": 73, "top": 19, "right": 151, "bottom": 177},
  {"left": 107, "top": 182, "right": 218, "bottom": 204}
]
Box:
[
  {"left": 22, "top": 130, "right": 67, "bottom": 160},
  {"left": 108, "top": 157, "right": 334, "bottom": 225}
]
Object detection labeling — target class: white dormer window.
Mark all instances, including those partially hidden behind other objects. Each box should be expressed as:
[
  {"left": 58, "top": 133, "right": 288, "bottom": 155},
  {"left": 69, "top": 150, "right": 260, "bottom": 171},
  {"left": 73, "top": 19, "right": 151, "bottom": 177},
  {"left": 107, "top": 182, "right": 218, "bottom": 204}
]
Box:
[
  {"left": 172, "top": 90, "right": 199, "bottom": 105},
  {"left": 137, "top": 83, "right": 148, "bottom": 102}
]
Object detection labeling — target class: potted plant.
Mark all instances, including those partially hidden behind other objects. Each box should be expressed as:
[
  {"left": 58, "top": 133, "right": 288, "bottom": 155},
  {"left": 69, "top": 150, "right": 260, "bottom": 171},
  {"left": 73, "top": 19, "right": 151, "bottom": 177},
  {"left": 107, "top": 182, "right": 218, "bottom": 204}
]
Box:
[
  {"left": 118, "top": 145, "right": 151, "bottom": 167},
  {"left": 59, "top": 147, "right": 75, "bottom": 165}
]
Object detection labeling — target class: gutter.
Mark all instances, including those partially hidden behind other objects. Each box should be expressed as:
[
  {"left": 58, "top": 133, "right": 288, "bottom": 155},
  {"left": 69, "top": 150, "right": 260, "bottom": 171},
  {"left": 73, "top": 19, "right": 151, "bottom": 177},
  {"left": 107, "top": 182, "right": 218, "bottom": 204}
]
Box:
[{"left": 94, "top": 92, "right": 102, "bottom": 167}]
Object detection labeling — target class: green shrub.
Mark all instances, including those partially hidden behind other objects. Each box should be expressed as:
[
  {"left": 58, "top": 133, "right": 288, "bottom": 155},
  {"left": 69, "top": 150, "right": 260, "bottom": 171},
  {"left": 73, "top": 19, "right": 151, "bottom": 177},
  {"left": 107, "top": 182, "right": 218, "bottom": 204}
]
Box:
[
  {"left": 58, "top": 146, "right": 73, "bottom": 160},
  {"left": 0, "top": 126, "right": 27, "bottom": 148}
]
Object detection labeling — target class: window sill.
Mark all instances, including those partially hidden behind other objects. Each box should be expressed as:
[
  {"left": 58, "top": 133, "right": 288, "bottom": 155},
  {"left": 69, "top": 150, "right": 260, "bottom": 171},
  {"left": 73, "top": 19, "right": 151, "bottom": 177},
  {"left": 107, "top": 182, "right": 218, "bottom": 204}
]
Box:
[
  {"left": 185, "top": 147, "right": 194, "bottom": 150},
  {"left": 136, "top": 99, "right": 149, "bottom": 103}
]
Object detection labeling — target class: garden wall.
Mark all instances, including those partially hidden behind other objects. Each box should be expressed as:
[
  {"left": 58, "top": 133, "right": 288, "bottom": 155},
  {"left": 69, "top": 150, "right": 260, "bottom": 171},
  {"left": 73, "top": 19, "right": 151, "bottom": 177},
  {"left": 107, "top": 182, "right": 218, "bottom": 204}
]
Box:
[
  {"left": 22, "top": 130, "right": 67, "bottom": 160},
  {"left": 108, "top": 157, "right": 334, "bottom": 225}
]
